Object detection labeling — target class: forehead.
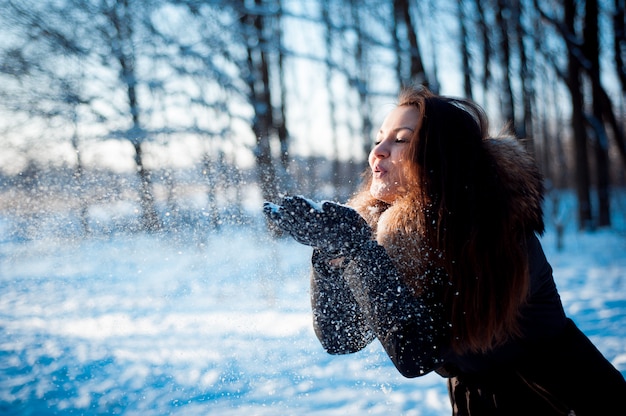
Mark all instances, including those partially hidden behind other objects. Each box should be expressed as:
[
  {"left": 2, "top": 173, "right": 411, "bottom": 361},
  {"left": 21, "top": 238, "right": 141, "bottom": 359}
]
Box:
[{"left": 379, "top": 106, "right": 419, "bottom": 133}]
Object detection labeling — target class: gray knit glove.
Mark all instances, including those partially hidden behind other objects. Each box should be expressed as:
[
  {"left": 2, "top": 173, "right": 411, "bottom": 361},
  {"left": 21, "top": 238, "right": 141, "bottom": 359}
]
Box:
[{"left": 263, "top": 195, "right": 373, "bottom": 256}]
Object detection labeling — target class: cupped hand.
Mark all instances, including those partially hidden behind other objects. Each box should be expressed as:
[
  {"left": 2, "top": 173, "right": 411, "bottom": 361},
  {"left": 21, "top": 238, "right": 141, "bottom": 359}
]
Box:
[{"left": 263, "top": 195, "right": 372, "bottom": 255}]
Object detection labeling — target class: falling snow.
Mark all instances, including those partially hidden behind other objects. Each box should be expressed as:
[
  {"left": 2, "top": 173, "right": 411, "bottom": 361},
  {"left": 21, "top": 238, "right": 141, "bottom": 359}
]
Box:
[{"left": 0, "top": 203, "right": 625, "bottom": 415}]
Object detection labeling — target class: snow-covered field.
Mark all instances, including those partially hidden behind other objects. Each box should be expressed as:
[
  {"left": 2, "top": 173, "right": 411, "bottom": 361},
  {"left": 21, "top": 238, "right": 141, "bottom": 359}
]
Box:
[{"left": 1, "top": 206, "right": 625, "bottom": 415}]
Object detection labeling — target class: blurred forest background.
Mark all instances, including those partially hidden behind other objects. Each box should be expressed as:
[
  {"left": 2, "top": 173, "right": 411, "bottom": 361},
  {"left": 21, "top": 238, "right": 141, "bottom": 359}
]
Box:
[{"left": 0, "top": 0, "right": 624, "bottom": 239}]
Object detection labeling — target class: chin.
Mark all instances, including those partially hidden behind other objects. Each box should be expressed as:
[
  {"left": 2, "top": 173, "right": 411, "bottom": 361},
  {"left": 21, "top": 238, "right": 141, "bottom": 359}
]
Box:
[{"left": 369, "top": 185, "right": 396, "bottom": 204}]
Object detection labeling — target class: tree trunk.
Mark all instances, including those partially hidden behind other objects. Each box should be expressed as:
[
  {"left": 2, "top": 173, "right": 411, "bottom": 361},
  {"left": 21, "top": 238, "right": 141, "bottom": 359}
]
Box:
[
  {"left": 476, "top": 0, "right": 492, "bottom": 103},
  {"left": 242, "top": 1, "right": 278, "bottom": 205},
  {"left": 614, "top": 0, "right": 626, "bottom": 93},
  {"left": 394, "top": 0, "right": 428, "bottom": 87},
  {"left": 350, "top": 0, "right": 372, "bottom": 166},
  {"left": 391, "top": 0, "right": 403, "bottom": 86},
  {"left": 111, "top": 0, "right": 161, "bottom": 232},
  {"left": 132, "top": 141, "right": 160, "bottom": 231},
  {"left": 458, "top": 0, "right": 473, "bottom": 99},
  {"left": 276, "top": 1, "right": 290, "bottom": 174},
  {"left": 495, "top": 0, "right": 516, "bottom": 130},
  {"left": 71, "top": 114, "right": 89, "bottom": 235},
  {"left": 584, "top": 0, "right": 611, "bottom": 227},
  {"left": 565, "top": 0, "right": 593, "bottom": 230},
  {"left": 514, "top": 0, "right": 534, "bottom": 153},
  {"left": 322, "top": 0, "right": 342, "bottom": 198}
]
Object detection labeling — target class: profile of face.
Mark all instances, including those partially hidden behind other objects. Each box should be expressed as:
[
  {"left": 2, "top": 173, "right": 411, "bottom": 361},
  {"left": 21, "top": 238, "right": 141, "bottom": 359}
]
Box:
[{"left": 368, "top": 105, "right": 420, "bottom": 204}]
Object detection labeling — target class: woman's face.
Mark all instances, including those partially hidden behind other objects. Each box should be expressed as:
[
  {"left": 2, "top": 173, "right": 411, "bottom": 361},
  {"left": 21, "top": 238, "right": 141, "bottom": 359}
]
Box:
[{"left": 368, "top": 105, "right": 419, "bottom": 204}]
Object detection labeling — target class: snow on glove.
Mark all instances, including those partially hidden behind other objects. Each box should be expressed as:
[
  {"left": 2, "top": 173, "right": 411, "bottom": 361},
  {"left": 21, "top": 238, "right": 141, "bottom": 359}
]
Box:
[{"left": 263, "top": 195, "right": 373, "bottom": 255}]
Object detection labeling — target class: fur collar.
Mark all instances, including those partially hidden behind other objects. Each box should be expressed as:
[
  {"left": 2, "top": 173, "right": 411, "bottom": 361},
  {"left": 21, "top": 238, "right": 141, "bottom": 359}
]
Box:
[{"left": 482, "top": 137, "right": 544, "bottom": 234}]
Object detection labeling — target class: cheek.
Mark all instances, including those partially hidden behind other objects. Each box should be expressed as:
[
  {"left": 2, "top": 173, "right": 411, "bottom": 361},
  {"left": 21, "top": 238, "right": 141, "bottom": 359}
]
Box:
[
  {"left": 397, "top": 149, "right": 413, "bottom": 171},
  {"left": 399, "top": 161, "right": 418, "bottom": 187},
  {"left": 390, "top": 152, "right": 407, "bottom": 174}
]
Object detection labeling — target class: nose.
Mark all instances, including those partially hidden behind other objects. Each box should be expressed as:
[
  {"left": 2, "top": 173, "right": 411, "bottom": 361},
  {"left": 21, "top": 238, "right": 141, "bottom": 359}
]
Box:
[{"left": 372, "top": 141, "right": 390, "bottom": 159}]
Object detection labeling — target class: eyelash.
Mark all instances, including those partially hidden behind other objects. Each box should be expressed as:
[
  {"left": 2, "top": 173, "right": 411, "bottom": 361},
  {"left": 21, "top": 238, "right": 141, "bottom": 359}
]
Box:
[{"left": 374, "top": 137, "right": 408, "bottom": 145}]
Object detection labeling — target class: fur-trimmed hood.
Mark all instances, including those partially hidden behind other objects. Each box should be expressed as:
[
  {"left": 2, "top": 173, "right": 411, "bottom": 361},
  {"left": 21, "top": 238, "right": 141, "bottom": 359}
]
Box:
[
  {"left": 482, "top": 136, "right": 544, "bottom": 235},
  {"left": 348, "top": 136, "right": 544, "bottom": 288}
]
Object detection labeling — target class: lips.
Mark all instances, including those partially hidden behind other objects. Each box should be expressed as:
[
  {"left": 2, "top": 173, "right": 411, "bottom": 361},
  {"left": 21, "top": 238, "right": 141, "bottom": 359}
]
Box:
[{"left": 372, "top": 163, "right": 387, "bottom": 178}]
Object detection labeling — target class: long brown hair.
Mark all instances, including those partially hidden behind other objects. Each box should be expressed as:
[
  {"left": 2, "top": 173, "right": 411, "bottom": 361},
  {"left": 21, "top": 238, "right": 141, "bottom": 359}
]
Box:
[{"left": 357, "top": 87, "right": 544, "bottom": 354}]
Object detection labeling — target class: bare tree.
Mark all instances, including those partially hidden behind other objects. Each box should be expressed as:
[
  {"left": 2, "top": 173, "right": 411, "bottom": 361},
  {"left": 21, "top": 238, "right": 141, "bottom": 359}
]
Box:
[
  {"left": 475, "top": 0, "right": 493, "bottom": 103},
  {"left": 321, "top": 0, "right": 343, "bottom": 198},
  {"left": 584, "top": 0, "right": 611, "bottom": 227},
  {"left": 537, "top": 0, "right": 626, "bottom": 228},
  {"left": 276, "top": 1, "right": 291, "bottom": 173},
  {"left": 1, "top": 0, "right": 168, "bottom": 231},
  {"left": 1, "top": 1, "right": 95, "bottom": 234},
  {"left": 564, "top": 0, "right": 593, "bottom": 229},
  {"left": 614, "top": 0, "right": 626, "bottom": 94},
  {"left": 3, "top": 0, "right": 625, "bottom": 235},
  {"left": 495, "top": 0, "right": 516, "bottom": 131},
  {"left": 346, "top": 0, "right": 374, "bottom": 165},
  {"left": 69, "top": 98, "right": 90, "bottom": 235},
  {"left": 241, "top": 0, "right": 279, "bottom": 204},
  {"left": 105, "top": 0, "right": 162, "bottom": 231},
  {"left": 393, "top": 0, "right": 429, "bottom": 87},
  {"left": 514, "top": 0, "right": 535, "bottom": 151},
  {"left": 458, "top": 0, "right": 474, "bottom": 99}
]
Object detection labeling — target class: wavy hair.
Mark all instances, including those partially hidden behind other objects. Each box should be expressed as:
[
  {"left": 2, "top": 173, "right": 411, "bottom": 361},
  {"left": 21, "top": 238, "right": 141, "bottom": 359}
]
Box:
[{"left": 358, "top": 86, "right": 542, "bottom": 354}]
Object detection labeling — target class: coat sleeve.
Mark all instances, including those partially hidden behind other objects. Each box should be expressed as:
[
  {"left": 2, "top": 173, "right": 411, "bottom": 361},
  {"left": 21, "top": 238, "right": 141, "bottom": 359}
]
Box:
[
  {"left": 311, "top": 242, "right": 448, "bottom": 378},
  {"left": 310, "top": 249, "right": 376, "bottom": 354}
]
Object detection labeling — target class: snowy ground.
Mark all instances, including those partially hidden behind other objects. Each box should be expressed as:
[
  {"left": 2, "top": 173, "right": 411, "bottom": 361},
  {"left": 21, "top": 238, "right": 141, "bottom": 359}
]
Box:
[{"left": 1, "top": 207, "right": 625, "bottom": 415}]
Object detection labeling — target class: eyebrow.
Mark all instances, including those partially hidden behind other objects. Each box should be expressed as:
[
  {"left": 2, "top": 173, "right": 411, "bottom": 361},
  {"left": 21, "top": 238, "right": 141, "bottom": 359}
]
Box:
[{"left": 378, "top": 126, "right": 415, "bottom": 135}]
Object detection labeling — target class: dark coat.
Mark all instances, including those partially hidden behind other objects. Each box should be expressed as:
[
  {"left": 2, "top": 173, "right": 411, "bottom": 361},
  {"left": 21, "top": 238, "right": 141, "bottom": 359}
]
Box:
[
  {"left": 441, "top": 234, "right": 626, "bottom": 415},
  {"left": 310, "top": 236, "right": 626, "bottom": 415},
  {"left": 310, "top": 136, "right": 626, "bottom": 415}
]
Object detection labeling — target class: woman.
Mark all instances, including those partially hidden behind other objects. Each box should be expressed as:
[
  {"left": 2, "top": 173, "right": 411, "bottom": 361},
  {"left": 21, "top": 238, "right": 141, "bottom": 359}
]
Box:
[{"left": 264, "top": 87, "right": 626, "bottom": 415}]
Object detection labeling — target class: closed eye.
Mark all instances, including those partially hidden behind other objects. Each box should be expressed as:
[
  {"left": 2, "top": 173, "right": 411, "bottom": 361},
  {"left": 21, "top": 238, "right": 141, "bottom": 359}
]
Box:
[{"left": 373, "top": 136, "right": 409, "bottom": 145}]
